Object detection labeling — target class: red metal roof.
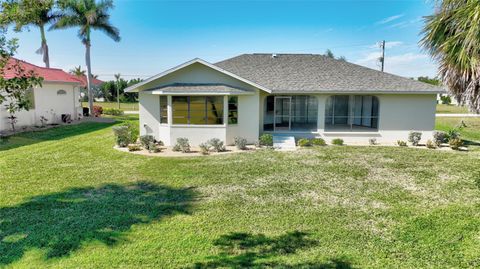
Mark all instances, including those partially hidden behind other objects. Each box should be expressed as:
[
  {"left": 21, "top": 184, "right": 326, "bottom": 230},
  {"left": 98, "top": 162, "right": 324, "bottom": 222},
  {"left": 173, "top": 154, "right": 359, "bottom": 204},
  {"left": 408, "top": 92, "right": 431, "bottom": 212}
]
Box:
[
  {"left": 3, "top": 58, "right": 81, "bottom": 84},
  {"left": 71, "top": 74, "right": 104, "bottom": 88}
]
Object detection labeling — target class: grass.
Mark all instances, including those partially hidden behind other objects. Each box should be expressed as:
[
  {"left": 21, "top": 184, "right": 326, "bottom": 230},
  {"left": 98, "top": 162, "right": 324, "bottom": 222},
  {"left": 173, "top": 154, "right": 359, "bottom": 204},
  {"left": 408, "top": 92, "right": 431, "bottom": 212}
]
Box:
[
  {"left": 436, "top": 117, "right": 480, "bottom": 143},
  {"left": 82, "top": 101, "right": 138, "bottom": 111},
  {"left": 1, "top": 116, "right": 480, "bottom": 268},
  {"left": 436, "top": 104, "right": 469, "bottom": 114}
]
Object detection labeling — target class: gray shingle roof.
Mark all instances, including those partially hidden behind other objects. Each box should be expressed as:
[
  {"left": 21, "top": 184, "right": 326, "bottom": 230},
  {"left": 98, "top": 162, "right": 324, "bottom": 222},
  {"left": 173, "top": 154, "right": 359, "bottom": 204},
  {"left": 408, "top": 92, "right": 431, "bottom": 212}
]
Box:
[
  {"left": 145, "top": 83, "right": 253, "bottom": 95},
  {"left": 215, "top": 54, "right": 443, "bottom": 93}
]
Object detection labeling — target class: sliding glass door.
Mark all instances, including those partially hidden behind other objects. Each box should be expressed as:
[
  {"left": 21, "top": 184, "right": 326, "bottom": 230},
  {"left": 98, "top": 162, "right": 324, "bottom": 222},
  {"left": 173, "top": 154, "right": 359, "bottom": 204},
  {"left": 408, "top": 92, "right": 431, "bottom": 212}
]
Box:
[{"left": 274, "top": 96, "right": 291, "bottom": 131}]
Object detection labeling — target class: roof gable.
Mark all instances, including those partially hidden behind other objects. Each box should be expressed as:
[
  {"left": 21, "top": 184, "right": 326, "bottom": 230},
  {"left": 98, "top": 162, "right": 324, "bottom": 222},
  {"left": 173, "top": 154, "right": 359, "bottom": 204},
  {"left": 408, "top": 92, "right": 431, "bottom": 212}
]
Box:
[{"left": 124, "top": 58, "right": 271, "bottom": 93}]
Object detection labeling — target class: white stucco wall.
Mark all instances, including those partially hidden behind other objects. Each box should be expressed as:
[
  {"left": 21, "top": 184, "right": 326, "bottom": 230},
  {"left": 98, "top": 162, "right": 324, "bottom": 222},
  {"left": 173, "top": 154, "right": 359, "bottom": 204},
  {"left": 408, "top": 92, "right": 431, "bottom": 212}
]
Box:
[
  {"left": 139, "top": 92, "right": 160, "bottom": 138},
  {"left": 226, "top": 93, "right": 260, "bottom": 145},
  {"left": 0, "top": 82, "right": 80, "bottom": 132}
]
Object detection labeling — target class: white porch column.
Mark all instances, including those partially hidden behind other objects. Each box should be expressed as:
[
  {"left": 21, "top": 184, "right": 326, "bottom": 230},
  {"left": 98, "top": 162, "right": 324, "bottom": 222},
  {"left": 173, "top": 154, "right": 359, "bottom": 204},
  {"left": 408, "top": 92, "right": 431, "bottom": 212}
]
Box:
[
  {"left": 223, "top": 95, "right": 228, "bottom": 126},
  {"left": 167, "top": 95, "right": 173, "bottom": 126},
  {"left": 317, "top": 95, "right": 327, "bottom": 133}
]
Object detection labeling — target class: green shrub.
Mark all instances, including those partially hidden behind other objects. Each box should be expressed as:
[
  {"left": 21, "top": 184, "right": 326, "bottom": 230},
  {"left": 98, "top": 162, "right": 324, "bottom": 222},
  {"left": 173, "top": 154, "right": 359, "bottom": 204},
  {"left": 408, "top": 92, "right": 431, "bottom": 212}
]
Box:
[
  {"left": 259, "top": 134, "right": 273, "bottom": 146},
  {"left": 408, "top": 131, "right": 422, "bottom": 146},
  {"left": 199, "top": 143, "right": 211, "bottom": 155},
  {"left": 369, "top": 138, "right": 377, "bottom": 145},
  {"left": 234, "top": 137, "right": 248, "bottom": 150},
  {"left": 112, "top": 126, "right": 131, "bottom": 147},
  {"left": 397, "top": 140, "right": 407, "bottom": 147},
  {"left": 148, "top": 142, "right": 162, "bottom": 153},
  {"left": 297, "top": 138, "right": 311, "bottom": 147},
  {"left": 103, "top": 108, "right": 124, "bottom": 116},
  {"left": 127, "top": 144, "right": 141, "bottom": 152},
  {"left": 139, "top": 135, "right": 155, "bottom": 149},
  {"left": 208, "top": 138, "right": 226, "bottom": 152},
  {"left": 440, "top": 95, "right": 451, "bottom": 105},
  {"left": 433, "top": 131, "right": 447, "bottom": 146},
  {"left": 446, "top": 128, "right": 460, "bottom": 140},
  {"left": 426, "top": 139, "right": 437, "bottom": 149},
  {"left": 311, "top": 138, "right": 326, "bottom": 146},
  {"left": 449, "top": 138, "right": 463, "bottom": 150},
  {"left": 173, "top": 138, "right": 190, "bottom": 153},
  {"left": 0, "top": 134, "right": 9, "bottom": 144},
  {"left": 112, "top": 122, "right": 139, "bottom": 147},
  {"left": 331, "top": 138, "right": 344, "bottom": 146}
]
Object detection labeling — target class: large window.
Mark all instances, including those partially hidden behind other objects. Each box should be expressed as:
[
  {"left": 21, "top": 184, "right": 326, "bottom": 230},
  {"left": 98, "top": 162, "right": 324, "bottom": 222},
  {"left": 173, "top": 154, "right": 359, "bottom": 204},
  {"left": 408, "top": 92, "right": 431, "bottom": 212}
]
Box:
[
  {"left": 160, "top": 96, "right": 168, "bottom": 124},
  {"left": 263, "top": 95, "right": 318, "bottom": 131},
  {"left": 172, "top": 96, "right": 224, "bottom": 125},
  {"left": 325, "top": 95, "right": 379, "bottom": 131}
]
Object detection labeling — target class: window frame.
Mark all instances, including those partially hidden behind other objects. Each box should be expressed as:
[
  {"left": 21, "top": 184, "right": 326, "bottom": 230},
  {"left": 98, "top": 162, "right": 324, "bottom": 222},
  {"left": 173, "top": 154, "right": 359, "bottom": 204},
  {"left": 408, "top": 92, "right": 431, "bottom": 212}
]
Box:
[
  {"left": 159, "top": 95, "right": 168, "bottom": 124},
  {"left": 324, "top": 95, "right": 379, "bottom": 132},
  {"left": 228, "top": 96, "right": 238, "bottom": 125}
]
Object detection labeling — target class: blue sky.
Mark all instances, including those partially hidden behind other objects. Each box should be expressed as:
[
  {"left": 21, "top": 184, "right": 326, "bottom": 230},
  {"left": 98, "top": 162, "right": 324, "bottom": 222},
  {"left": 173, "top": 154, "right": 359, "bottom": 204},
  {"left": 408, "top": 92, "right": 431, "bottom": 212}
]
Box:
[{"left": 7, "top": 0, "right": 438, "bottom": 81}]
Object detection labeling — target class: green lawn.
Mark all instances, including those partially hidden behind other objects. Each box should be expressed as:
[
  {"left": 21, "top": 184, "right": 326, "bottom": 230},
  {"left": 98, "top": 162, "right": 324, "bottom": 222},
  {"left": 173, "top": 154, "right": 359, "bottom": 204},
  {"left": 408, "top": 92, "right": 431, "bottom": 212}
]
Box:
[
  {"left": 82, "top": 101, "right": 139, "bottom": 111},
  {"left": 436, "top": 117, "right": 480, "bottom": 143},
  {"left": 436, "top": 104, "right": 469, "bottom": 114},
  {"left": 1, "top": 117, "right": 480, "bottom": 268}
]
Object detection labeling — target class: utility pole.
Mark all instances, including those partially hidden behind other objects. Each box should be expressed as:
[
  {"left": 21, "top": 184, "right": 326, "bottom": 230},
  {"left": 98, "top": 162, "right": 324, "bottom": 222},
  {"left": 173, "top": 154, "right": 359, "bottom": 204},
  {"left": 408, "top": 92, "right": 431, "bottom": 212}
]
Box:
[{"left": 379, "top": 40, "right": 385, "bottom": 72}]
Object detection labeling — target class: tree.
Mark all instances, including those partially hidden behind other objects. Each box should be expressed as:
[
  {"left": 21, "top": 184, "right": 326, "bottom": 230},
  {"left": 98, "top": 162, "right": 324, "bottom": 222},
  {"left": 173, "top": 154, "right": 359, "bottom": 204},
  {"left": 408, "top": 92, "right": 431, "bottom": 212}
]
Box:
[
  {"left": 417, "top": 76, "right": 441, "bottom": 86},
  {"left": 69, "top": 65, "right": 85, "bottom": 77},
  {"left": 421, "top": 0, "right": 480, "bottom": 113},
  {"left": 51, "top": 0, "right": 120, "bottom": 115},
  {"left": 114, "top": 73, "right": 120, "bottom": 109},
  {"left": 0, "top": 32, "right": 43, "bottom": 131},
  {"left": 0, "top": 0, "right": 59, "bottom": 68},
  {"left": 324, "top": 49, "right": 347, "bottom": 62}
]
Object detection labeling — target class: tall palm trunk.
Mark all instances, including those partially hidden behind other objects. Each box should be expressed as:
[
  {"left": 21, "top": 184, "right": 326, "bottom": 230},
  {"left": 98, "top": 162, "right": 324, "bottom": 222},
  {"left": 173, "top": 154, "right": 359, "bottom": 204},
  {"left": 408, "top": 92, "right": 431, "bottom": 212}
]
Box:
[
  {"left": 39, "top": 24, "right": 50, "bottom": 68},
  {"left": 85, "top": 40, "right": 94, "bottom": 115}
]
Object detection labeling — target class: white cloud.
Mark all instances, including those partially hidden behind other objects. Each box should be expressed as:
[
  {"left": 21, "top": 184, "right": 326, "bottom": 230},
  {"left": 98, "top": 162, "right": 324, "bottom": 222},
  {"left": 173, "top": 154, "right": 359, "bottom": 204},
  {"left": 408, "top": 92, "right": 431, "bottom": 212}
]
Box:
[
  {"left": 376, "top": 14, "right": 404, "bottom": 25},
  {"left": 354, "top": 52, "right": 437, "bottom": 77},
  {"left": 386, "top": 17, "right": 423, "bottom": 29}
]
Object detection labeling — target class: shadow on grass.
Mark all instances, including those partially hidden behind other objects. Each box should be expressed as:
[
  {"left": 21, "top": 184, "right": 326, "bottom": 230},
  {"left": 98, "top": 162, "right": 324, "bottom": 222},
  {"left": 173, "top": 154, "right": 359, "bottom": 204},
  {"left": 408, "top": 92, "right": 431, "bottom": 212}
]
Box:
[
  {"left": 0, "top": 121, "right": 115, "bottom": 151},
  {"left": 193, "top": 231, "right": 354, "bottom": 268},
  {"left": 0, "top": 182, "right": 196, "bottom": 265}
]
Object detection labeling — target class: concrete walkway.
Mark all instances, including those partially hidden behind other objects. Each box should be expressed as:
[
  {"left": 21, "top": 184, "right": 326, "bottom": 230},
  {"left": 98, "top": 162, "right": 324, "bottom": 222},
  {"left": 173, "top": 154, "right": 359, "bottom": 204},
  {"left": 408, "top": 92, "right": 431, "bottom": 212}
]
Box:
[
  {"left": 436, "top": 113, "right": 480, "bottom": 117},
  {"left": 124, "top": 111, "right": 139, "bottom": 115}
]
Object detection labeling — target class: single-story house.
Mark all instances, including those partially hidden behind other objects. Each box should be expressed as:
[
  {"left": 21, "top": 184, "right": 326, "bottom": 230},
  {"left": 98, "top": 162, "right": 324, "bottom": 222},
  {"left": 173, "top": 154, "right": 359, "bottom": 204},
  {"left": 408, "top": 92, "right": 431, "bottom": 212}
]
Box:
[
  {"left": 125, "top": 53, "right": 444, "bottom": 146},
  {"left": 0, "top": 58, "right": 82, "bottom": 131}
]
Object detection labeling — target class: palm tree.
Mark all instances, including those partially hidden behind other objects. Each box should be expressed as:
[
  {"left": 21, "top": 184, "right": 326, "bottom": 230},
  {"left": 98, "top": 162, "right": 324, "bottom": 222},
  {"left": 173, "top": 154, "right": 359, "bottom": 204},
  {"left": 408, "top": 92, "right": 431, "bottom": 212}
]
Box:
[
  {"left": 0, "top": 0, "right": 59, "bottom": 68},
  {"left": 51, "top": 0, "right": 120, "bottom": 115},
  {"left": 421, "top": 0, "right": 480, "bottom": 113},
  {"left": 69, "top": 65, "right": 86, "bottom": 77},
  {"left": 114, "top": 73, "right": 121, "bottom": 109}
]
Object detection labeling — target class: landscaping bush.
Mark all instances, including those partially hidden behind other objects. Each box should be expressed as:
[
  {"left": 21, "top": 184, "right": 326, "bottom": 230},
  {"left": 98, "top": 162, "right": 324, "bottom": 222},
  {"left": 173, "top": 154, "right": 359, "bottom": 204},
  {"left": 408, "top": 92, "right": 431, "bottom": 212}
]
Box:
[
  {"left": 440, "top": 95, "right": 451, "bottom": 105},
  {"left": 426, "top": 139, "right": 437, "bottom": 149},
  {"left": 297, "top": 138, "right": 311, "bottom": 147},
  {"left": 397, "top": 140, "right": 407, "bottom": 147},
  {"left": 259, "top": 134, "right": 273, "bottom": 146},
  {"left": 112, "top": 126, "right": 131, "bottom": 147},
  {"left": 208, "top": 138, "right": 226, "bottom": 152},
  {"left": 139, "top": 135, "right": 155, "bottom": 149},
  {"left": 311, "top": 138, "right": 326, "bottom": 146},
  {"left": 148, "top": 142, "right": 162, "bottom": 153},
  {"left": 173, "top": 138, "right": 190, "bottom": 153},
  {"left": 127, "top": 144, "right": 141, "bottom": 152},
  {"left": 433, "top": 131, "right": 447, "bottom": 146},
  {"left": 234, "top": 137, "right": 247, "bottom": 150},
  {"left": 92, "top": 106, "right": 103, "bottom": 117},
  {"left": 112, "top": 122, "right": 139, "bottom": 147},
  {"left": 446, "top": 128, "right": 460, "bottom": 140},
  {"left": 103, "top": 108, "right": 124, "bottom": 116},
  {"left": 449, "top": 138, "right": 463, "bottom": 150},
  {"left": 369, "top": 138, "right": 377, "bottom": 145},
  {"left": 331, "top": 138, "right": 344, "bottom": 146},
  {"left": 408, "top": 131, "right": 422, "bottom": 146},
  {"left": 199, "top": 143, "right": 211, "bottom": 155},
  {"left": 0, "top": 134, "right": 9, "bottom": 144}
]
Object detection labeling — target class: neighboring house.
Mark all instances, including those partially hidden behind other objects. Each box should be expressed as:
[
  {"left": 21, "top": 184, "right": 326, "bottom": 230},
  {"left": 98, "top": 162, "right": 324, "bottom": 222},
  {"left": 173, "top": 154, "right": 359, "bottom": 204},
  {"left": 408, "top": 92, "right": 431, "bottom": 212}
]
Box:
[
  {"left": 70, "top": 74, "right": 104, "bottom": 101},
  {"left": 0, "top": 58, "right": 82, "bottom": 131},
  {"left": 125, "top": 54, "right": 444, "bottom": 146}
]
